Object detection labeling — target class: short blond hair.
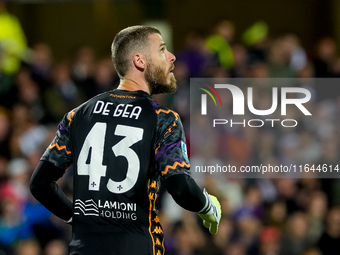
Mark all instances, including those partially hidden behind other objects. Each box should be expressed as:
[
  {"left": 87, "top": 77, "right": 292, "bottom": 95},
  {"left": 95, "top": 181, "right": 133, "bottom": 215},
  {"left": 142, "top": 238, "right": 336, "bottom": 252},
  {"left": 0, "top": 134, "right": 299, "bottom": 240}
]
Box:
[{"left": 111, "top": 25, "right": 160, "bottom": 78}]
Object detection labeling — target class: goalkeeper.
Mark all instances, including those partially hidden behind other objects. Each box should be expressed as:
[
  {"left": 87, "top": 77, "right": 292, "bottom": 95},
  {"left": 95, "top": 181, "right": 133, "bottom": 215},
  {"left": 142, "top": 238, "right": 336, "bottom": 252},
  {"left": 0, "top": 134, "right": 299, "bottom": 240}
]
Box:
[{"left": 30, "top": 25, "right": 221, "bottom": 255}]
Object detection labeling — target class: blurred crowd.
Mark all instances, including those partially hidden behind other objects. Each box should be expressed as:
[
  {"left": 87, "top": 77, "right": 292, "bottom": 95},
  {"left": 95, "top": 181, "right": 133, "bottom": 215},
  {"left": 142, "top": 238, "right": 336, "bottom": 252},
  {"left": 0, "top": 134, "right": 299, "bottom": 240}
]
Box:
[{"left": 1, "top": 3, "right": 340, "bottom": 254}]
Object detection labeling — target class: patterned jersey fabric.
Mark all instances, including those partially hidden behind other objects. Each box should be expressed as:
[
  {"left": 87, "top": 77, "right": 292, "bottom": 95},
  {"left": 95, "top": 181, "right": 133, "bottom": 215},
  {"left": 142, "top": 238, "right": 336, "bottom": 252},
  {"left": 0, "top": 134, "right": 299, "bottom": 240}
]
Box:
[{"left": 41, "top": 89, "right": 190, "bottom": 255}]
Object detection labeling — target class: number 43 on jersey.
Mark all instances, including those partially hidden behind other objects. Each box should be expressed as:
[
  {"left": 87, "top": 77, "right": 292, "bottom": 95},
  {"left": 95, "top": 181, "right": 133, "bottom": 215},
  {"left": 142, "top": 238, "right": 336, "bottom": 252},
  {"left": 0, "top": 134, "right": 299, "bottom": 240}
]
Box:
[{"left": 77, "top": 123, "right": 143, "bottom": 194}]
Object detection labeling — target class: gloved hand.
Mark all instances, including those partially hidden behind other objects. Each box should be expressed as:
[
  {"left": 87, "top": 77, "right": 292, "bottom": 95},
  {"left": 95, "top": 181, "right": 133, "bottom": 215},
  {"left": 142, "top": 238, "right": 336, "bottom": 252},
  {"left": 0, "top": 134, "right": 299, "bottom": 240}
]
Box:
[{"left": 198, "top": 189, "right": 221, "bottom": 235}]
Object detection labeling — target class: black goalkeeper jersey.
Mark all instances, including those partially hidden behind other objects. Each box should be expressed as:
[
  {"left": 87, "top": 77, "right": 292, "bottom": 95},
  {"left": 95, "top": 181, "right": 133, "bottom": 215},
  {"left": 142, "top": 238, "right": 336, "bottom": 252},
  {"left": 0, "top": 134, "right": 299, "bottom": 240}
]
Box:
[{"left": 41, "top": 89, "right": 190, "bottom": 255}]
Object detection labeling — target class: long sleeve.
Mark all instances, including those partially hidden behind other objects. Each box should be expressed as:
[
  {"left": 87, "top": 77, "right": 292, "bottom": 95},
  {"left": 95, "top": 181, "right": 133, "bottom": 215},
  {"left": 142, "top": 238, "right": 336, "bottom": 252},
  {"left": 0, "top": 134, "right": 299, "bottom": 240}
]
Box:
[
  {"left": 163, "top": 174, "right": 206, "bottom": 212},
  {"left": 30, "top": 160, "right": 73, "bottom": 221}
]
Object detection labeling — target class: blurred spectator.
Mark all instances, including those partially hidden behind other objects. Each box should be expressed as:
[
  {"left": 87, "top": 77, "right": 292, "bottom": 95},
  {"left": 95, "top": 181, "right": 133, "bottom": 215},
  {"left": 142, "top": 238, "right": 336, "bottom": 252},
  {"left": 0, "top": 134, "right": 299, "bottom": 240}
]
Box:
[
  {"left": 15, "top": 239, "right": 41, "bottom": 255},
  {"left": 313, "top": 37, "right": 338, "bottom": 77},
  {"left": 71, "top": 46, "right": 96, "bottom": 99},
  {"left": 234, "top": 185, "right": 264, "bottom": 221},
  {"left": 243, "top": 21, "right": 268, "bottom": 66},
  {"left": 71, "top": 46, "right": 95, "bottom": 82},
  {"left": 0, "top": 184, "right": 33, "bottom": 251},
  {"left": 167, "top": 213, "right": 206, "bottom": 255},
  {"left": 302, "top": 247, "right": 322, "bottom": 255},
  {"left": 258, "top": 226, "right": 281, "bottom": 255},
  {"left": 267, "top": 37, "right": 296, "bottom": 78},
  {"left": 177, "top": 30, "right": 217, "bottom": 77},
  {"left": 230, "top": 44, "right": 248, "bottom": 78},
  {"left": 283, "top": 34, "right": 308, "bottom": 72},
  {"left": 16, "top": 68, "right": 46, "bottom": 123},
  {"left": 276, "top": 179, "right": 300, "bottom": 214},
  {"left": 233, "top": 213, "right": 261, "bottom": 255},
  {"left": 281, "top": 212, "right": 313, "bottom": 255},
  {"left": 44, "top": 62, "right": 85, "bottom": 122},
  {"left": 206, "top": 19, "right": 235, "bottom": 69},
  {"left": 0, "top": 0, "right": 29, "bottom": 108},
  {"left": 43, "top": 239, "right": 68, "bottom": 255},
  {"left": 17, "top": 117, "right": 48, "bottom": 160},
  {"left": 0, "top": 156, "right": 8, "bottom": 186},
  {"left": 232, "top": 185, "right": 263, "bottom": 254},
  {"left": 0, "top": 0, "right": 28, "bottom": 74},
  {"left": 306, "top": 191, "right": 328, "bottom": 243},
  {"left": 23, "top": 196, "right": 66, "bottom": 249},
  {"left": 91, "top": 58, "right": 118, "bottom": 96},
  {"left": 265, "top": 200, "right": 287, "bottom": 230},
  {"left": 223, "top": 242, "right": 246, "bottom": 255},
  {"left": 247, "top": 61, "right": 269, "bottom": 78},
  {"left": 317, "top": 207, "right": 340, "bottom": 255},
  {"left": 298, "top": 62, "right": 315, "bottom": 78},
  {"left": 0, "top": 107, "right": 11, "bottom": 159},
  {"left": 296, "top": 130, "right": 321, "bottom": 164},
  {"left": 30, "top": 43, "right": 53, "bottom": 91},
  {"left": 9, "top": 103, "right": 34, "bottom": 158},
  {"left": 212, "top": 217, "right": 233, "bottom": 253},
  {"left": 6, "top": 158, "right": 30, "bottom": 204}
]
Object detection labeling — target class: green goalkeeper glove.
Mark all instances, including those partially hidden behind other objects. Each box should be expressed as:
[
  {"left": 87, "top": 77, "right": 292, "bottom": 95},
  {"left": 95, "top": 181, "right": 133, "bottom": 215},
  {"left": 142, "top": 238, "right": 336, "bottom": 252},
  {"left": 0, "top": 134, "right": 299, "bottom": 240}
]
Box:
[{"left": 198, "top": 189, "right": 222, "bottom": 235}]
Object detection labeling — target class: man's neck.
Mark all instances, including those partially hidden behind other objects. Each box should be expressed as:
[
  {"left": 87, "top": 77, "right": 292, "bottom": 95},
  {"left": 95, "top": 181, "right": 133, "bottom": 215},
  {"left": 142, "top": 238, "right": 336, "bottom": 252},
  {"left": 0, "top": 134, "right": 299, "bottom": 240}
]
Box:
[{"left": 117, "top": 77, "right": 150, "bottom": 94}]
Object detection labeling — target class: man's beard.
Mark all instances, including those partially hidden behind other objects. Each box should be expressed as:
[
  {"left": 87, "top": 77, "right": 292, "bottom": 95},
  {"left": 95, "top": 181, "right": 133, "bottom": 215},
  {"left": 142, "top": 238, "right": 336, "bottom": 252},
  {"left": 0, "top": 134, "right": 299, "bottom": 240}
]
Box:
[{"left": 145, "top": 62, "right": 177, "bottom": 95}]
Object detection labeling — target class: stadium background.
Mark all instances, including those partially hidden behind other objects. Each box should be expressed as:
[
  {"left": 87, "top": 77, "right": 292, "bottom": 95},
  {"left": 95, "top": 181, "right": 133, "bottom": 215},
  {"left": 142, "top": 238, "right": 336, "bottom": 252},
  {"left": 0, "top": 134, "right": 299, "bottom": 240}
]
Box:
[{"left": 1, "top": 0, "right": 340, "bottom": 255}]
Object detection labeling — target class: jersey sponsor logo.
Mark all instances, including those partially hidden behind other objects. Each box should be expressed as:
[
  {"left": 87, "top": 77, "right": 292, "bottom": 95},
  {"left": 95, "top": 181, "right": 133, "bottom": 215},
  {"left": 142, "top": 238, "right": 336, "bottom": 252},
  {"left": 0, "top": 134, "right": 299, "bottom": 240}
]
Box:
[
  {"left": 93, "top": 100, "right": 142, "bottom": 119},
  {"left": 74, "top": 198, "right": 138, "bottom": 221},
  {"left": 100, "top": 209, "right": 137, "bottom": 221},
  {"left": 74, "top": 199, "right": 99, "bottom": 216},
  {"left": 98, "top": 200, "right": 136, "bottom": 211},
  {"left": 152, "top": 226, "right": 163, "bottom": 234},
  {"left": 98, "top": 199, "right": 137, "bottom": 220},
  {"left": 181, "top": 141, "right": 189, "bottom": 162},
  {"left": 155, "top": 238, "right": 161, "bottom": 245},
  {"left": 109, "top": 93, "right": 136, "bottom": 99}
]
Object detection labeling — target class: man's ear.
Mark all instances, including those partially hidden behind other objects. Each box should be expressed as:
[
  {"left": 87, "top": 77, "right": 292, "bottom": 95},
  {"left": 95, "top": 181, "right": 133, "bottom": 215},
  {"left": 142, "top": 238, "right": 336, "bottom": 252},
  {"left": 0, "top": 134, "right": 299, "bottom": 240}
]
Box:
[{"left": 133, "top": 53, "right": 146, "bottom": 71}]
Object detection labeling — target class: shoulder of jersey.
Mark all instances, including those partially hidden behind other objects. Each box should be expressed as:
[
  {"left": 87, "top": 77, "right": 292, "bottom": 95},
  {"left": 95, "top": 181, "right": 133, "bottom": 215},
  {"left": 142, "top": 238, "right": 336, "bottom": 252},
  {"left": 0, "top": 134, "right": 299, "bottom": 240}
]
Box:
[{"left": 152, "top": 101, "right": 180, "bottom": 122}]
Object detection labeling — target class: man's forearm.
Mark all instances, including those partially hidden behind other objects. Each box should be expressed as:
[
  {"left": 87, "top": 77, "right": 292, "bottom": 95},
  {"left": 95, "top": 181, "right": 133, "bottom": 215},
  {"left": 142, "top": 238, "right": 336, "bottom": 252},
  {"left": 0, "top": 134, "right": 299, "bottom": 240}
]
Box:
[
  {"left": 163, "top": 174, "right": 207, "bottom": 212},
  {"left": 30, "top": 160, "right": 73, "bottom": 221}
]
